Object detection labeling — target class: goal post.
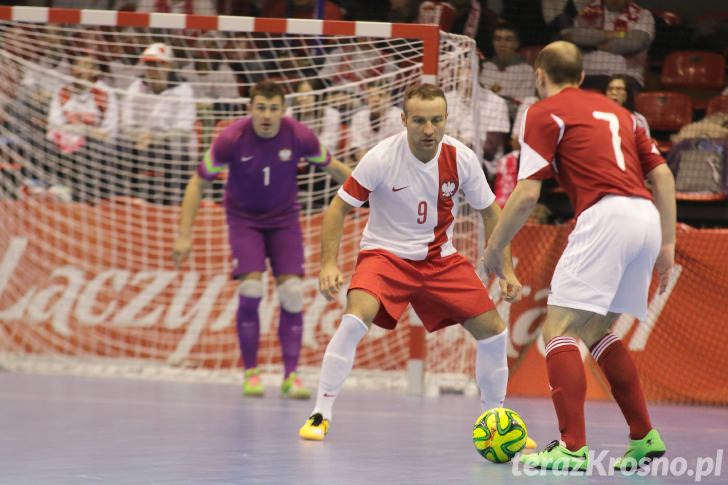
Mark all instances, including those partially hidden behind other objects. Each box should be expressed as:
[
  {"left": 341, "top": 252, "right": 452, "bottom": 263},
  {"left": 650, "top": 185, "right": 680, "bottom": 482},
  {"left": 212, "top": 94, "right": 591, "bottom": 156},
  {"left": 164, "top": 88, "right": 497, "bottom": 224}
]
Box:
[{"left": 0, "top": 7, "right": 483, "bottom": 392}]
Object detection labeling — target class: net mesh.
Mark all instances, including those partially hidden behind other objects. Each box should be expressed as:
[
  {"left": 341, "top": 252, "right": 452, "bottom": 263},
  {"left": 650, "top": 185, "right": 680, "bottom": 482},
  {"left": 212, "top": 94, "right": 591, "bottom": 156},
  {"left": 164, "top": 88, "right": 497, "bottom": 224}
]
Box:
[{"left": 0, "top": 16, "right": 482, "bottom": 388}]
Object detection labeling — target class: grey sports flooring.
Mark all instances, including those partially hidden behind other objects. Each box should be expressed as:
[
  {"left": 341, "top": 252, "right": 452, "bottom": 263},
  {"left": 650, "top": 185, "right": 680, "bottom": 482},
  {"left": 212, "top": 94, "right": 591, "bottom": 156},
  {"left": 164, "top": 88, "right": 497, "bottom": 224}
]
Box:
[{"left": 0, "top": 372, "right": 725, "bottom": 484}]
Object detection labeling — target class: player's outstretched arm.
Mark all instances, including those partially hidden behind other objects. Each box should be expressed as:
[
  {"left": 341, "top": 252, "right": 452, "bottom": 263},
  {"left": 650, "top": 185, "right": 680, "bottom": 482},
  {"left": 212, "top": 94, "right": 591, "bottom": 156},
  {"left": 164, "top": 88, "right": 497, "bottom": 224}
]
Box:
[
  {"left": 646, "top": 164, "right": 676, "bottom": 294},
  {"left": 322, "top": 157, "right": 352, "bottom": 184},
  {"left": 172, "top": 173, "right": 209, "bottom": 268},
  {"left": 482, "top": 179, "right": 542, "bottom": 281},
  {"left": 319, "top": 195, "right": 354, "bottom": 301},
  {"left": 480, "top": 203, "right": 522, "bottom": 303}
]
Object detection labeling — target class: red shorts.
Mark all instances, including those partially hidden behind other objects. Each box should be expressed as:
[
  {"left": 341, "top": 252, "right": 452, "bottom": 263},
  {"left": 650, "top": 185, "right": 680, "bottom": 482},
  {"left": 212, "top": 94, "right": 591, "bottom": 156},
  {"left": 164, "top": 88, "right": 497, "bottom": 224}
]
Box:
[{"left": 348, "top": 249, "right": 495, "bottom": 332}]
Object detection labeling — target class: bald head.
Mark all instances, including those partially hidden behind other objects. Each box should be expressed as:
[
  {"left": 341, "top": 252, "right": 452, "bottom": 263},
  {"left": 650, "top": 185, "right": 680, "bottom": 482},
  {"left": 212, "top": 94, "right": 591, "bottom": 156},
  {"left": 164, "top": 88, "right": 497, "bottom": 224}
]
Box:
[{"left": 535, "top": 41, "right": 583, "bottom": 86}]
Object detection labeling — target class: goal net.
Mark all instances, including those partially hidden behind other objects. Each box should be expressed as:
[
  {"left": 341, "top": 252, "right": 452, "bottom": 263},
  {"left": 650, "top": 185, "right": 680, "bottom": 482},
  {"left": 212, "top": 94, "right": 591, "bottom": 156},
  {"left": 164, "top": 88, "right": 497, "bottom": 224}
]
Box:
[{"left": 0, "top": 7, "right": 484, "bottom": 390}]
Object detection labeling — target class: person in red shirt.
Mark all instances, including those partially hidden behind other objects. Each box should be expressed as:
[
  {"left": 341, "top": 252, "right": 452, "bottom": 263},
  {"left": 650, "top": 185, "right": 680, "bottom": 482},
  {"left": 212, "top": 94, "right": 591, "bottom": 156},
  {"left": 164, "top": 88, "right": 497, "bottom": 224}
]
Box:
[{"left": 483, "top": 41, "right": 675, "bottom": 471}]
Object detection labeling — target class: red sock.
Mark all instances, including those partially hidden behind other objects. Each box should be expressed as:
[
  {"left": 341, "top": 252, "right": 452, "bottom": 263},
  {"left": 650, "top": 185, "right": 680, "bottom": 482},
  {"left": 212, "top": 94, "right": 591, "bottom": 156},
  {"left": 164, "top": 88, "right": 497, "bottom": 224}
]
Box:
[
  {"left": 545, "top": 336, "right": 587, "bottom": 451},
  {"left": 591, "top": 333, "right": 652, "bottom": 440}
]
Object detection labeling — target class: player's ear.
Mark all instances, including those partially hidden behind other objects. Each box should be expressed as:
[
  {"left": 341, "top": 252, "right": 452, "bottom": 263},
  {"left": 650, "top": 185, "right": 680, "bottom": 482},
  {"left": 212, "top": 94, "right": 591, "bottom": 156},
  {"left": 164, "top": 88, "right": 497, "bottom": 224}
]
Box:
[
  {"left": 578, "top": 70, "right": 585, "bottom": 87},
  {"left": 401, "top": 111, "right": 407, "bottom": 127}
]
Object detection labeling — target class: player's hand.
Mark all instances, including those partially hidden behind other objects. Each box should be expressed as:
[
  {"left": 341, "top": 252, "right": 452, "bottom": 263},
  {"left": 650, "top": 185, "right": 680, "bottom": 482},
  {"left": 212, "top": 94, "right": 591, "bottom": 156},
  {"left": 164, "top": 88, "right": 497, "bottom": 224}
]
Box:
[
  {"left": 172, "top": 235, "right": 192, "bottom": 268},
  {"left": 499, "top": 272, "right": 523, "bottom": 303},
  {"left": 319, "top": 263, "right": 343, "bottom": 301},
  {"left": 482, "top": 245, "right": 506, "bottom": 280},
  {"left": 655, "top": 243, "right": 675, "bottom": 294}
]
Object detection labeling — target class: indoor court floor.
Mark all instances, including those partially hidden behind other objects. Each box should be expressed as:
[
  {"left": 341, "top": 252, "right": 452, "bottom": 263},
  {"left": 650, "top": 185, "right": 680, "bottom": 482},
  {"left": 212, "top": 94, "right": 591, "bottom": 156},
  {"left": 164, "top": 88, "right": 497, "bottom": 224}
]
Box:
[{"left": 0, "top": 372, "right": 725, "bottom": 484}]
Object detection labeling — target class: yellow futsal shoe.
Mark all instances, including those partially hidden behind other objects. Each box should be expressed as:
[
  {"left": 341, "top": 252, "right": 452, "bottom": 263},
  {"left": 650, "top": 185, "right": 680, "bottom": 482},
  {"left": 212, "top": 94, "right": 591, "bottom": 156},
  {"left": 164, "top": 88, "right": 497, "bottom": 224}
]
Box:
[
  {"left": 243, "top": 368, "right": 264, "bottom": 397},
  {"left": 281, "top": 372, "right": 312, "bottom": 400},
  {"left": 525, "top": 436, "right": 538, "bottom": 449},
  {"left": 299, "top": 413, "right": 330, "bottom": 441}
]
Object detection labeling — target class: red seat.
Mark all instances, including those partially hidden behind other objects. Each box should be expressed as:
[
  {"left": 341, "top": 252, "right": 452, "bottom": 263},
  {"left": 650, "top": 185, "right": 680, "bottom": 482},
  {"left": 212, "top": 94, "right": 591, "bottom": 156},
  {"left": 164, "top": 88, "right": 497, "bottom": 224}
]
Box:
[
  {"left": 706, "top": 96, "right": 728, "bottom": 116},
  {"left": 661, "top": 51, "right": 726, "bottom": 90},
  {"left": 518, "top": 45, "right": 543, "bottom": 67},
  {"left": 635, "top": 92, "right": 693, "bottom": 132}
]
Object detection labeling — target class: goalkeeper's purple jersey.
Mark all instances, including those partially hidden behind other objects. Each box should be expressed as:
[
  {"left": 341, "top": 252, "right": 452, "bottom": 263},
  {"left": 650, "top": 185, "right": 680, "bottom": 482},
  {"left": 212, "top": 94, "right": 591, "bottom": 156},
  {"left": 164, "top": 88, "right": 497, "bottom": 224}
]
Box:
[{"left": 197, "top": 116, "right": 331, "bottom": 224}]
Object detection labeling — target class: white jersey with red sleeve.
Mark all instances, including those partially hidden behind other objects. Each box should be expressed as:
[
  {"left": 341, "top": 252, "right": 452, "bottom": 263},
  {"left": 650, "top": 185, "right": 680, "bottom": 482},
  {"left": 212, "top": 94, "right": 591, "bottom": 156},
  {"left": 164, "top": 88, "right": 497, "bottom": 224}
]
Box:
[
  {"left": 338, "top": 132, "right": 494, "bottom": 261},
  {"left": 518, "top": 87, "right": 664, "bottom": 218}
]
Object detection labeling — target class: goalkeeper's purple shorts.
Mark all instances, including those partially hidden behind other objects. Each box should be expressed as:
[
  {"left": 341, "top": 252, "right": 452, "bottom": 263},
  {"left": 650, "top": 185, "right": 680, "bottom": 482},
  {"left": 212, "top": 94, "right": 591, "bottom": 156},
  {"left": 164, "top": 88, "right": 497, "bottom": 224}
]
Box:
[{"left": 226, "top": 212, "right": 304, "bottom": 279}]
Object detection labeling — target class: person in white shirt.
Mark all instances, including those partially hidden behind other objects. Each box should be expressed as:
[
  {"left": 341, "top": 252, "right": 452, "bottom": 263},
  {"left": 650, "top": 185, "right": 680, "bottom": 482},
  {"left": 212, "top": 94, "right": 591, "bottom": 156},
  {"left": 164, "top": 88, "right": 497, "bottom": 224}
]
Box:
[
  {"left": 561, "top": 0, "right": 654, "bottom": 90},
  {"left": 446, "top": 84, "right": 510, "bottom": 177},
  {"left": 288, "top": 78, "right": 344, "bottom": 208},
  {"left": 181, "top": 34, "right": 239, "bottom": 101},
  {"left": 288, "top": 78, "right": 341, "bottom": 153},
  {"left": 479, "top": 22, "right": 535, "bottom": 116},
  {"left": 349, "top": 83, "right": 403, "bottom": 162},
  {"left": 298, "top": 84, "right": 536, "bottom": 450},
  {"left": 121, "top": 42, "right": 196, "bottom": 204},
  {"left": 46, "top": 55, "right": 119, "bottom": 202}
]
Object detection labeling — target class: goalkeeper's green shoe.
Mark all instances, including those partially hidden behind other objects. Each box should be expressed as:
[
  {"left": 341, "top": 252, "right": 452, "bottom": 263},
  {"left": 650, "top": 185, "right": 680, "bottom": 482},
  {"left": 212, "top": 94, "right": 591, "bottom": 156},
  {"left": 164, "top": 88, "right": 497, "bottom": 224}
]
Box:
[
  {"left": 243, "top": 368, "right": 264, "bottom": 397},
  {"left": 520, "top": 440, "right": 589, "bottom": 472},
  {"left": 614, "top": 429, "right": 666, "bottom": 471},
  {"left": 281, "top": 372, "right": 311, "bottom": 400}
]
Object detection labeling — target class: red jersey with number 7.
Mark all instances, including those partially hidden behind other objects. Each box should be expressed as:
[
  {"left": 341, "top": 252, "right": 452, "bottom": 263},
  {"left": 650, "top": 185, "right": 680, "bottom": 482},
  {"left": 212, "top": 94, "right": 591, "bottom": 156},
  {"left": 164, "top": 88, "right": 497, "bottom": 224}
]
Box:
[{"left": 517, "top": 87, "right": 665, "bottom": 218}]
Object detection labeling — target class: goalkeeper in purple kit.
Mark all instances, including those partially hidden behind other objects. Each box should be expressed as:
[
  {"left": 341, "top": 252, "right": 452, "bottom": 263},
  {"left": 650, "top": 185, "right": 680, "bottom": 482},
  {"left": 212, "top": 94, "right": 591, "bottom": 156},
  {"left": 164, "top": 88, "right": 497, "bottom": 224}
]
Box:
[{"left": 173, "top": 80, "right": 351, "bottom": 398}]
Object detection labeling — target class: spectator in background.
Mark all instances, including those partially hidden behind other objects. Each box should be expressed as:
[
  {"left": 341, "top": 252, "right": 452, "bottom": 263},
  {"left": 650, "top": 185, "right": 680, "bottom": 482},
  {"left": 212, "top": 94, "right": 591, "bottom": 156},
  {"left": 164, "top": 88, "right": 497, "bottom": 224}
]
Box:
[
  {"left": 479, "top": 22, "right": 535, "bottom": 120},
  {"left": 120, "top": 42, "right": 196, "bottom": 204},
  {"left": 387, "top": 0, "right": 420, "bottom": 23},
  {"left": 115, "top": 0, "right": 217, "bottom": 14},
  {"left": 416, "top": 0, "right": 497, "bottom": 54},
  {"left": 350, "top": 83, "right": 402, "bottom": 162},
  {"left": 19, "top": 25, "right": 71, "bottom": 114},
  {"left": 261, "top": 0, "right": 344, "bottom": 20},
  {"left": 561, "top": 0, "right": 654, "bottom": 91},
  {"left": 288, "top": 78, "right": 341, "bottom": 152},
  {"left": 445, "top": 80, "right": 510, "bottom": 177},
  {"left": 224, "top": 34, "right": 267, "bottom": 98},
  {"left": 106, "top": 28, "right": 149, "bottom": 90},
  {"left": 288, "top": 78, "right": 344, "bottom": 208},
  {"left": 604, "top": 74, "right": 651, "bottom": 137},
  {"left": 318, "top": 40, "right": 395, "bottom": 88},
  {"left": 46, "top": 55, "right": 118, "bottom": 202},
  {"left": 181, "top": 33, "right": 239, "bottom": 104}
]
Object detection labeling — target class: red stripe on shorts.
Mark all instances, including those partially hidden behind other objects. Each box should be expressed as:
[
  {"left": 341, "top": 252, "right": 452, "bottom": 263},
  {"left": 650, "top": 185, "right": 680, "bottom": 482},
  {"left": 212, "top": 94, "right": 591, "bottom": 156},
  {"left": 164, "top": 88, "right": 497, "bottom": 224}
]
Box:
[
  {"left": 342, "top": 176, "right": 371, "bottom": 203},
  {"left": 427, "top": 143, "right": 458, "bottom": 258}
]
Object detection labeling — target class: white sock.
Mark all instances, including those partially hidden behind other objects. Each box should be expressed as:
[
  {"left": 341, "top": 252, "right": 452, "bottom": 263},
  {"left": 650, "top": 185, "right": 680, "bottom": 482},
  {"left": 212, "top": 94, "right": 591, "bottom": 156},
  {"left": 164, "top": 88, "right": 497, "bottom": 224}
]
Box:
[
  {"left": 476, "top": 329, "right": 508, "bottom": 412},
  {"left": 312, "top": 314, "right": 368, "bottom": 421}
]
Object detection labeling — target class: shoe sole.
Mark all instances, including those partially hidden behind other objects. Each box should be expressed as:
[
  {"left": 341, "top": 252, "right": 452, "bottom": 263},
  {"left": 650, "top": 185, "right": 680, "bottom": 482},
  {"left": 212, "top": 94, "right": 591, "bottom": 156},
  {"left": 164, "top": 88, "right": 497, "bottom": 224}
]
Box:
[{"left": 616, "top": 449, "right": 666, "bottom": 471}]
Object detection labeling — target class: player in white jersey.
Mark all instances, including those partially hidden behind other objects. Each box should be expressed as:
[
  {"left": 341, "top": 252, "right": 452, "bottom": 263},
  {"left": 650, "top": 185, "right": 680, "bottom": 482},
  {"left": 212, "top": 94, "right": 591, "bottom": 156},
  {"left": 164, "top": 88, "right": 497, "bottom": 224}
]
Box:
[{"left": 299, "top": 84, "right": 535, "bottom": 448}]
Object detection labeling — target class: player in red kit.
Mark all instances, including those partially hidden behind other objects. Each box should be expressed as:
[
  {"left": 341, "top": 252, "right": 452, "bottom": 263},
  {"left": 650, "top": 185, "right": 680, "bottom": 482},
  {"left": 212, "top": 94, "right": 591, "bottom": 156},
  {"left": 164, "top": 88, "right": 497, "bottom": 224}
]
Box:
[
  {"left": 483, "top": 41, "right": 675, "bottom": 471},
  {"left": 298, "top": 84, "right": 538, "bottom": 447}
]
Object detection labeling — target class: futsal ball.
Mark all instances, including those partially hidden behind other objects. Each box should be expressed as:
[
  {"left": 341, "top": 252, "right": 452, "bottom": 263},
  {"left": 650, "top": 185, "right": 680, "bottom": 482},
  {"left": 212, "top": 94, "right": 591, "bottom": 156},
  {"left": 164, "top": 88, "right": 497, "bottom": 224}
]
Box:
[{"left": 472, "top": 407, "right": 528, "bottom": 463}]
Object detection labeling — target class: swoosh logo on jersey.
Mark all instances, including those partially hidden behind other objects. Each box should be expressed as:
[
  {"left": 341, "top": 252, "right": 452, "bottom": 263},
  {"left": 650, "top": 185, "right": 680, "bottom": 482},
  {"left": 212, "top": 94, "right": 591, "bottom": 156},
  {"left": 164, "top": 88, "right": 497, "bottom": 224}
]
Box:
[
  {"left": 241, "top": 155, "right": 254, "bottom": 162},
  {"left": 392, "top": 186, "right": 409, "bottom": 192}
]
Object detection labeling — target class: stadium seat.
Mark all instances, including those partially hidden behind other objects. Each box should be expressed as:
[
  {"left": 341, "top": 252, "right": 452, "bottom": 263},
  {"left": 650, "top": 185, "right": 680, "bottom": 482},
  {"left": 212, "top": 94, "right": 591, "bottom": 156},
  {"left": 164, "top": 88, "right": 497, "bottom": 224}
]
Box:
[
  {"left": 635, "top": 92, "right": 693, "bottom": 132},
  {"left": 518, "top": 45, "right": 543, "bottom": 67},
  {"left": 661, "top": 51, "right": 726, "bottom": 91},
  {"left": 706, "top": 96, "right": 728, "bottom": 116},
  {"left": 636, "top": 92, "right": 693, "bottom": 152}
]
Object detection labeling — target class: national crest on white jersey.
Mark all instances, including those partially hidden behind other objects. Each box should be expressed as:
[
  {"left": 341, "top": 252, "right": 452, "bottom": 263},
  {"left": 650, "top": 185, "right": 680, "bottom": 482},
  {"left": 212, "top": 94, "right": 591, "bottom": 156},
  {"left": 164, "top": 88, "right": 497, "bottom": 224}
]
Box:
[
  {"left": 278, "top": 148, "right": 292, "bottom": 162},
  {"left": 441, "top": 180, "right": 458, "bottom": 198}
]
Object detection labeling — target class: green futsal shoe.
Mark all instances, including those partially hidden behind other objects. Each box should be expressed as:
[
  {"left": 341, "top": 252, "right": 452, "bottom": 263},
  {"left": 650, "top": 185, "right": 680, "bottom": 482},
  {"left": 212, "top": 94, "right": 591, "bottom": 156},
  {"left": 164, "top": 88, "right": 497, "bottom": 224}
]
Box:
[
  {"left": 614, "top": 429, "right": 666, "bottom": 471},
  {"left": 243, "top": 368, "right": 265, "bottom": 397},
  {"left": 281, "top": 372, "right": 311, "bottom": 399},
  {"left": 520, "top": 440, "right": 589, "bottom": 471}
]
